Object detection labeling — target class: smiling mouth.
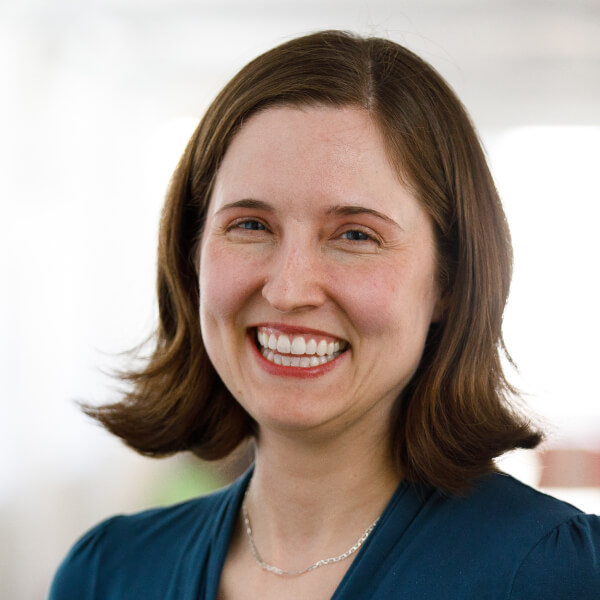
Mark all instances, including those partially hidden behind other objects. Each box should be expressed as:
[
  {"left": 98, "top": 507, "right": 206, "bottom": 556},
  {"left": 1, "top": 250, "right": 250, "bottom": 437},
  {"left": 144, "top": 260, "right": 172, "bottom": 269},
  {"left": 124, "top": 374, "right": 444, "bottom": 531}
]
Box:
[{"left": 254, "top": 327, "right": 349, "bottom": 368}]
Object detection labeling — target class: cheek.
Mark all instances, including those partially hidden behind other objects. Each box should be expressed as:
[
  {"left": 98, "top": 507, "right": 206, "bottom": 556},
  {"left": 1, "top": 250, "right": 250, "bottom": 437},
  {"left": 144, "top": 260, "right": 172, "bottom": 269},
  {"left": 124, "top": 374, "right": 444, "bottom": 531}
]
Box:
[
  {"left": 199, "top": 244, "right": 254, "bottom": 326},
  {"left": 331, "top": 259, "right": 439, "bottom": 339}
]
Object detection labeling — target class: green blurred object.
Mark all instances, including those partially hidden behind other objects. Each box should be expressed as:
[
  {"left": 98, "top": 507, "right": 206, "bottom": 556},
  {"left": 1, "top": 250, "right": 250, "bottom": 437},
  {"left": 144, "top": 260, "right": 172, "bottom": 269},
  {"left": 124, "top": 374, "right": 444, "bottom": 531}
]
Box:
[{"left": 150, "top": 458, "right": 227, "bottom": 506}]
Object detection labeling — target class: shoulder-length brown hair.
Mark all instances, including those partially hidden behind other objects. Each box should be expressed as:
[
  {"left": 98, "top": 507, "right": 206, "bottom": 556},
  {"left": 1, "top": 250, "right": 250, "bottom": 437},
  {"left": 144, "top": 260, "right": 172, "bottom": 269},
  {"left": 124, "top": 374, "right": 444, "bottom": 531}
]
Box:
[{"left": 87, "top": 30, "right": 541, "bottom": 494}]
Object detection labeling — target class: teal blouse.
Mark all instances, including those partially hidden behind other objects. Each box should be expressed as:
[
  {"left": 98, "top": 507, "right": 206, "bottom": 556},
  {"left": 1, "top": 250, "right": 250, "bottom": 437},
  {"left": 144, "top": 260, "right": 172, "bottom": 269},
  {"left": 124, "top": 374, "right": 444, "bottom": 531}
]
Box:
[{"left": 49, "top": 470, "right": 600, "bottom": 599}]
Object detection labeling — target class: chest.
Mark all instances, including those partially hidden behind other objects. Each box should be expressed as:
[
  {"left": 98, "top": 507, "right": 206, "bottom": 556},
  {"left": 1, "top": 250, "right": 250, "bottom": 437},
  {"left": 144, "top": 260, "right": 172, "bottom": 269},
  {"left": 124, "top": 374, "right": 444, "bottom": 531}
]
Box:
[{"left": 217, "top": 534, "right": 354, "bottom": 600}]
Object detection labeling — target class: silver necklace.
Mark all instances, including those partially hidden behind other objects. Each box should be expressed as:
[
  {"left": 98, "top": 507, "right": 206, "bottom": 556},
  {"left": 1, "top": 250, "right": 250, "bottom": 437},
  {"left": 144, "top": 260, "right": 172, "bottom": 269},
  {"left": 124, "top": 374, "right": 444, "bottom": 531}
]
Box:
[{"left": 241, "top": 489, "right": 380, "bottom": 577}]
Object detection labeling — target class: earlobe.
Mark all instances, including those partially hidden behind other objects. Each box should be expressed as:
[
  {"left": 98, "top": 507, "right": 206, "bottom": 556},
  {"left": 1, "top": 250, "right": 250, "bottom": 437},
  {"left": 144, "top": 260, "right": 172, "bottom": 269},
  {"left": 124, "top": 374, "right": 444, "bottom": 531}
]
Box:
[{"left": 431, "top": 293, "right": 449, "bottom": 324}]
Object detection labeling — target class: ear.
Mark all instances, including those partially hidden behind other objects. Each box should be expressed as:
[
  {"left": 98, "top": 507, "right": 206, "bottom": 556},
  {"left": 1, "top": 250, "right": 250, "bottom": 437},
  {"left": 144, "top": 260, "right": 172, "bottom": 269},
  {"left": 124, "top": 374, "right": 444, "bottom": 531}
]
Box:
[{"left": 431, "top": 290, "right": 449, "bottom": 324}]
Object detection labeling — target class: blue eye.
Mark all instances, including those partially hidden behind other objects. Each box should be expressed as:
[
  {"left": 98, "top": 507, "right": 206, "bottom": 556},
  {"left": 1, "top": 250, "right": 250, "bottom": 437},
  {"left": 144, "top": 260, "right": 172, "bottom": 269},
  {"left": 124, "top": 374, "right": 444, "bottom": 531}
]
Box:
[
  {"left": 341, "top": 230, "right": 372, "bottom": 241},
  {"left": 238, "top": 220, "right": 266, "bottom": 230}
]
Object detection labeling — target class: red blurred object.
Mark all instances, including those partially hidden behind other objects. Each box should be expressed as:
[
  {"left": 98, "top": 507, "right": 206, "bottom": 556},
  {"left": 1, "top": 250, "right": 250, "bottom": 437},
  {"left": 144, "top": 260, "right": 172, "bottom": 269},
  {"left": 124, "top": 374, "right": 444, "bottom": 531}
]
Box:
[{"left": 538, "top": 448, "right": 600, "bottom": 488}]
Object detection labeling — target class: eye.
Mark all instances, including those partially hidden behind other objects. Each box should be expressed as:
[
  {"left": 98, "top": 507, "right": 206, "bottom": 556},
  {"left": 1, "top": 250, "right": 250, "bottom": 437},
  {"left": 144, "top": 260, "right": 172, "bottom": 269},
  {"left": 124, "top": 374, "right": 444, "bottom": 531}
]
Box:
[
  {"left": 222, "top": 217, "right": 272, "bottom": 243},
  {"left": 225, "top": 218, "right": 269, "bottom": 233},
  {"left": 340, "top": 229, "right": 374, "bottom": 242},
  {"left": 236, "top": 219, "right": 266, "bottom": 231}
]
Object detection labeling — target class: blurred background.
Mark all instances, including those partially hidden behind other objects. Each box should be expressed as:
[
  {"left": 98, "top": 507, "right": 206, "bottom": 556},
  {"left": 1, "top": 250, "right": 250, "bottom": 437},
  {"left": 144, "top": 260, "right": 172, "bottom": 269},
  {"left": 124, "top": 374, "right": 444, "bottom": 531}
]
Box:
[{"left": 1, "top": 0, "right": 599, "bottom": 597}]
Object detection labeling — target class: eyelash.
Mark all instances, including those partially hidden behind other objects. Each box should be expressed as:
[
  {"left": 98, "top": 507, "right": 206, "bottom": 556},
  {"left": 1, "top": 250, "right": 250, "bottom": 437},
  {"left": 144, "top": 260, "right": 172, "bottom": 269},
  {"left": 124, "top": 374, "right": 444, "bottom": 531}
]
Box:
[
  {"left": 339, "top": 229, "right": 377, "bottom": 243},
  {"left": 225, "top": 219, "right": 381, "bottom": 246},
  {"left": 227, "top": 218, "right": 268, "bottom": 232}
]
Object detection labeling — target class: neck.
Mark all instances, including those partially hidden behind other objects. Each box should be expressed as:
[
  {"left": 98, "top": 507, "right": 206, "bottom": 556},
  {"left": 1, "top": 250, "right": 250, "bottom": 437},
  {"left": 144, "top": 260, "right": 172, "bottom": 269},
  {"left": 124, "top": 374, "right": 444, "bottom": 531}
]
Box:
[
  {"left": 255, "top": 428, "right": 398, "bottom": 502},
  {"left": 242, "top": 423, "right": 400, "bottom": 571}
]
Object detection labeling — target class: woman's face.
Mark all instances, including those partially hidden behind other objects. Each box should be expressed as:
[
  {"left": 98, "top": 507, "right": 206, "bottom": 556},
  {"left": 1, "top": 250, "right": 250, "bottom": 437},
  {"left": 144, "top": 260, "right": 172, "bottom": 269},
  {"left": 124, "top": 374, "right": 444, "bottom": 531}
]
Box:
[{"left": 199, "top": 105, "right": 442, "bottom": 441}]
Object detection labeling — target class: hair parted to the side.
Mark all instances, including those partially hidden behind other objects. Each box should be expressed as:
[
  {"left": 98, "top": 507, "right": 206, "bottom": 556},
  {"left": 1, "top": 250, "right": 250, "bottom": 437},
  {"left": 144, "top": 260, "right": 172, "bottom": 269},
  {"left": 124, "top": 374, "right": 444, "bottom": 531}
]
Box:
[{"left": 86, "top": 30, "right": 542, "bottom": 494}]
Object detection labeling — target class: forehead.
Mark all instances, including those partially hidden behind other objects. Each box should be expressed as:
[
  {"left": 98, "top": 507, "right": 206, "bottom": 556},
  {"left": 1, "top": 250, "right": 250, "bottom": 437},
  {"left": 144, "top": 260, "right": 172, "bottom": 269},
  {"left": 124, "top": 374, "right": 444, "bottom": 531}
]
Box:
[
  {"left": 210, "top": 105, "right": 413, "bottom": 215},
  {"left": 231, "top": 105, "right": 382, "bottom": 161}
]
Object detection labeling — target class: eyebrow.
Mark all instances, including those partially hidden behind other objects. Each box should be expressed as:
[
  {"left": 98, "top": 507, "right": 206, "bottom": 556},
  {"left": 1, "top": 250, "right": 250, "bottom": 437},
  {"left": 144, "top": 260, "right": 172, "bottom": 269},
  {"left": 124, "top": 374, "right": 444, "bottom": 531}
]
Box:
[
  {"left": 326, "top": 205, "right": 403, "bottom": 230},
  {"left": 215, "top": 199, "right": 402, "bottom": 230},
  {"left": 215, "top": 199, "right": 274, "bottom": 214}
]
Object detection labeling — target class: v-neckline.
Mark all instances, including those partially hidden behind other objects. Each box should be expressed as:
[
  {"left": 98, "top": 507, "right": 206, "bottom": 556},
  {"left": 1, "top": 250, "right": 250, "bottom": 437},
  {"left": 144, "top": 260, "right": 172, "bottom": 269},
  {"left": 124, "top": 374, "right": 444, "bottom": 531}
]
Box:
[{"left": 203, "top": 469, "right": 432, "bottom": 600}]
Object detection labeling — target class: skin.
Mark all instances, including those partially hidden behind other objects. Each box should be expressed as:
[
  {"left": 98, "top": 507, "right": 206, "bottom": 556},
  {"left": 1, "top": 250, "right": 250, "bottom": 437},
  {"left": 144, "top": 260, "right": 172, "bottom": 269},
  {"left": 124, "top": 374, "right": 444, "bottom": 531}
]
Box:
[{"left": 199, "top": 105, "right": 442, "bottom": 599}]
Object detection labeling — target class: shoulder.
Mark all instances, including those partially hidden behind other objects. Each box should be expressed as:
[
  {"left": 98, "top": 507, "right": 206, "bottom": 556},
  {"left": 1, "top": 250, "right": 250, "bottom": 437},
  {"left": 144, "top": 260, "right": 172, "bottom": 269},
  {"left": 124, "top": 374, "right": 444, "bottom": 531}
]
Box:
[
  {"left": 392, "top": 473, "right": 600, "bottom": 598},
  {"left": 452, "top": 474, "right": 600, "bottom": 598},
  {"left": 448, "top": 472, "right": 590, "bottom": 533},
  {"left": 91, "top": 481, "right": 233, "bottom": 542},
  {"left": 507, "top": 511, "right": 600, "bottom": 599},
  {"left": 48, "top": 478, "right": 245, "bottom": 600}
]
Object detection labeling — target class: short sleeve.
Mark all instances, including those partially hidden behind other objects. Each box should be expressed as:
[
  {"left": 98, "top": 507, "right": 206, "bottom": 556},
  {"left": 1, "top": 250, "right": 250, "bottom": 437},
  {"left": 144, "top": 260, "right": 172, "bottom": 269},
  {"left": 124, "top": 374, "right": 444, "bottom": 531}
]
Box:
[
  {"left": 48, "top": 517, "right": 116, "bottom": 600},
  {"left": 509, "top": 514, "right": 600, "bottom": 599}
]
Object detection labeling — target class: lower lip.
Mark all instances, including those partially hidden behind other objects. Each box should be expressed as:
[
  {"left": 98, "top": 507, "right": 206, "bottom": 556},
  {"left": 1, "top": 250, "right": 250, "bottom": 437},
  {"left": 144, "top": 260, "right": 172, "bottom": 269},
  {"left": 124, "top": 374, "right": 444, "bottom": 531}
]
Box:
[{"left": 248, "top": 334, "right": 348, "bottom": 379}]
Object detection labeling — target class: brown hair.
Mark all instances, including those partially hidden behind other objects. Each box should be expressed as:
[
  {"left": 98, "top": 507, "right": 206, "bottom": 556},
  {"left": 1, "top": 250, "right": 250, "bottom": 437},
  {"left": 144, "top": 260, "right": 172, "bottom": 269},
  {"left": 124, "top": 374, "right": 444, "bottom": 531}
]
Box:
[{"left": 87, "top": 30, "right": 542, "bottom": 493}]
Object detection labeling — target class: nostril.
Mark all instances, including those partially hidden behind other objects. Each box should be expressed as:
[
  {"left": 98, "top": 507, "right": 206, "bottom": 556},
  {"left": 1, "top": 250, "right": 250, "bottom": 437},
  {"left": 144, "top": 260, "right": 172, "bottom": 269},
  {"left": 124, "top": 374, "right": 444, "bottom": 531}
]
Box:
[{"left": 260, "top": 253, "right": 327, "bottom": 313}]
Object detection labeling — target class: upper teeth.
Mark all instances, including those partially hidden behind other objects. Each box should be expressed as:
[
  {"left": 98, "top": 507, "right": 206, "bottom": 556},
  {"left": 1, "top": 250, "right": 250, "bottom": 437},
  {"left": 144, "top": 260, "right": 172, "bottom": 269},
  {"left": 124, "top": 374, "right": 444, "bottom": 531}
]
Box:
[{"left": 257, "top": 330, "right": 344, "bottom": 357}]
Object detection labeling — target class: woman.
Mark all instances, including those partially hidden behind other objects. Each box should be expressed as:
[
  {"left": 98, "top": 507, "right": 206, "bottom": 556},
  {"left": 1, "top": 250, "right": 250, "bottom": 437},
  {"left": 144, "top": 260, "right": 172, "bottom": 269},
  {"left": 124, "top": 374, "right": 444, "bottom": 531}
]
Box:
[{"left": 50, "top": 31, "right": 599, "bottom": 599}]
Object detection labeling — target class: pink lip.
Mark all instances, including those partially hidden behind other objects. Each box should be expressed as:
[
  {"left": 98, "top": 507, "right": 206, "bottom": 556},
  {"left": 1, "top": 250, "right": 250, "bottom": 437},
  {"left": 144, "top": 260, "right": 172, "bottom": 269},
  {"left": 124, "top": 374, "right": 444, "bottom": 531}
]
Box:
[{"left": 247, "top": 331, "right": 348, "bottom": 379}]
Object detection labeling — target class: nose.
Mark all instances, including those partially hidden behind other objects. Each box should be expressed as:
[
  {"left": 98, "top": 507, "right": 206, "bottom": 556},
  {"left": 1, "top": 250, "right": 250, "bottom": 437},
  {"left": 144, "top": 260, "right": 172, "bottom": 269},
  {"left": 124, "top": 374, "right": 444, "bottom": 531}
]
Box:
[{"left": 261, "top": 240, "right": 327, "bottom": 313}]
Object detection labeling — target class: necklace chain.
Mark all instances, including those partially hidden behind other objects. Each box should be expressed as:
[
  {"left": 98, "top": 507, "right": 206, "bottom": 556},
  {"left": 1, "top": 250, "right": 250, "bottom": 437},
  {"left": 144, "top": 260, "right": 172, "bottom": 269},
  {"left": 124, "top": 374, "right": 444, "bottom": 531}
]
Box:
[{"left": 241, "top": 489, "right": 380, "bottom": 577}]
